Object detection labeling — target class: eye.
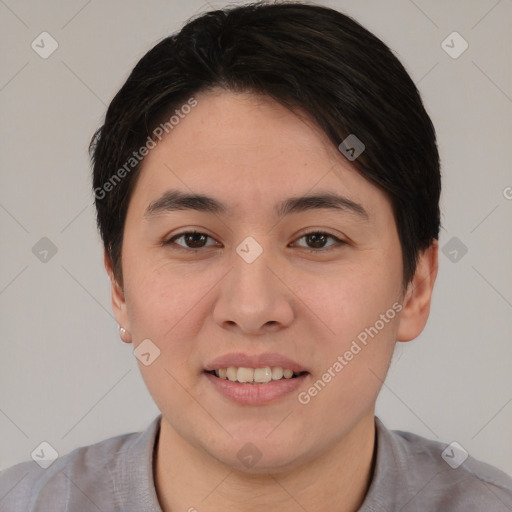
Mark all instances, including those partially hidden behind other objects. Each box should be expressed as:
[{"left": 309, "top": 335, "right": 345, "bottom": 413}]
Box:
[
  {"left": 164, "top": 231, "right": 221, "bottom": 250},
  {"left": 163, "top": 230, "right": 346, "bottom": 252},
  {"left": 292, "top": 231, "right": 346, "bottom": 251}
]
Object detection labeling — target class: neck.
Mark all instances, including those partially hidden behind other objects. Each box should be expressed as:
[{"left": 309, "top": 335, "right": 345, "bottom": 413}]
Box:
[{"left": 154, "top": 411, "right": 376, "bottom": 512}]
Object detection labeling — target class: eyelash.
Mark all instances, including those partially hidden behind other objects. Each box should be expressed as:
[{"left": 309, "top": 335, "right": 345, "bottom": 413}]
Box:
[{"left": 163, "top": 230, "right": 347, "bottom": 253}]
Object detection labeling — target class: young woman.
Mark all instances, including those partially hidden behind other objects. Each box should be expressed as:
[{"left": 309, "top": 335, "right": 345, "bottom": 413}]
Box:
[{"left": 2, "top": 2, "right": 511, "bottom": 511}]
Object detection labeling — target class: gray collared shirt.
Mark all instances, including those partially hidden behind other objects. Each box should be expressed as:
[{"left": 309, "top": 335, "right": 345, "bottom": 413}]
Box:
[{"left": 1, "top": 415, "right": 511, "bottom": 511}]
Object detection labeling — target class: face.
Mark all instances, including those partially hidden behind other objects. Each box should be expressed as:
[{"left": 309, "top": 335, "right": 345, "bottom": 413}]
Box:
[{"left": 109, "top": 89, "right": 435, "bottom": 472}]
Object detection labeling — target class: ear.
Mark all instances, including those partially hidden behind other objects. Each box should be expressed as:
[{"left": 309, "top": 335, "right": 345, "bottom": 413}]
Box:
[
  {"left": 104, "top": 249, "right": 131, "bottom": 343},
  {"left": 396, "top": 240, "right": 439, "bottom": 342}
]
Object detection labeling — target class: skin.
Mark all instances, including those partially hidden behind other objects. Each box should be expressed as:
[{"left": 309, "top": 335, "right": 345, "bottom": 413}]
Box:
[{"left": 106, "top": 89, "right": 438, "bottom": 511}]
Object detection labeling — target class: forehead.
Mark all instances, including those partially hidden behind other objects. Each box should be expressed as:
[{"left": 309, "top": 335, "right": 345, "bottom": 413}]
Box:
[{"left": 131, "top": 89, "right": 389, "bottom": 219}]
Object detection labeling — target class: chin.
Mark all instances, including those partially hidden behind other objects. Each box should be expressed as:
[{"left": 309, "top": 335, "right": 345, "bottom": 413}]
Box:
[
  {"left": 224, "top": 449, "right": 307, "bottom": 476},
  {"left": 205, "top": 431, "right": 311, "bottom": 475}
]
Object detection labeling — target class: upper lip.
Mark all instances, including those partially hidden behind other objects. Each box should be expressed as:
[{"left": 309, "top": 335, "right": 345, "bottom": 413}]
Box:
[{"left": 204, "top": 352, "right": 309, "bottom": 374}]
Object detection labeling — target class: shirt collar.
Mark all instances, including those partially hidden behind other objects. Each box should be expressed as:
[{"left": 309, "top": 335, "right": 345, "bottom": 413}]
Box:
[
  {"left": 114, "top": 414, "right": 163, "bottom": 512},
  {"left": 356, "top": 417, "right": 408, "bottom": 511}
]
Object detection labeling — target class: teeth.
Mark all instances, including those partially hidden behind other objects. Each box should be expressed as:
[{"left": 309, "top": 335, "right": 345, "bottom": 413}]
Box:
[
  {"left": 237, "top": 367, "right": 253, "bottom": 383},
  {"left": 254, "top": 367, "right": 272, "bottom": 383},
  {"left": 213, "top": 366, "right": 301, "bottom": 384},
  {"left": 271, "top": 367, "right": 283, "bottom": 380},
  {"left": 283, "top": 368, "right": 294, "bottom": 379},
  {"left": 226, "top": 367, "right": 237, "bottom": 381}
]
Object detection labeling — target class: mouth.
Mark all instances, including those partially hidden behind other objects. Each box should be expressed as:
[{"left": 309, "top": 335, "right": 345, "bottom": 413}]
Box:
[
  {"left": 203, "top": 365, "right": 310, "bottom": 405},
  {"left": 204, "top": 367, "right": 309, "bottom": 384},
  {"left": 202, "top": 353, "right": 310, "bottom": 404}
]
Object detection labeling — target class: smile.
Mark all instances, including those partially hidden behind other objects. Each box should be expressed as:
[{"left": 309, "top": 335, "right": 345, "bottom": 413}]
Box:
[
  {"left": 204, "top": 368, "right": 309, "bottom": 405},
  {"left": 206, "top": 366, "right": 307, "bottom": 384}
]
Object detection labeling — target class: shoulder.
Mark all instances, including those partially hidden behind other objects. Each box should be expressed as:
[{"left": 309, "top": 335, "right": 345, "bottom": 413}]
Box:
[
  {"left": 0, "top": 418, "right": 160, "bottom": 512},
  {"left": 376, "top": 419, "right": 512, "bottom": 511}
]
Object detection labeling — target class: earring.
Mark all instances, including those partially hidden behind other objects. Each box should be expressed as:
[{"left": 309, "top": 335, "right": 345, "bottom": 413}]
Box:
[{"left": 118, "top": 325, "right": 132, "bottom": 343}]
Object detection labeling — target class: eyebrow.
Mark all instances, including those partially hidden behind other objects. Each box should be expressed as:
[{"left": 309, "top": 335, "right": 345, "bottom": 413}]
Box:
[{"left": 144, "top": 189, "right": 369, "bottom": 220}]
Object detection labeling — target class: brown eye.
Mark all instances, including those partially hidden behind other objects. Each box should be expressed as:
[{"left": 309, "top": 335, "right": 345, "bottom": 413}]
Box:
[
  {"left": 305, "top": 233, "right": 329, "bottom": 248},
  {"left": 293, "top": 231, "right": 346, "bottom": 251},
  {"left": 165, "top": 231, "right": 219, "bottom": 250}
]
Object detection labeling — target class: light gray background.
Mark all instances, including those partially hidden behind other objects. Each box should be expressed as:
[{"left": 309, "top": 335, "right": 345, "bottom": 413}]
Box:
[{"left": 1, "top": 0, "right": 511, "bottom": 476}]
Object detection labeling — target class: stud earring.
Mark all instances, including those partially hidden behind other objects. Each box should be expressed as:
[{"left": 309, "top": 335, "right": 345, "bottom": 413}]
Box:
[{"left": 118, "top": 325, "right": 132, "bottom": 343}]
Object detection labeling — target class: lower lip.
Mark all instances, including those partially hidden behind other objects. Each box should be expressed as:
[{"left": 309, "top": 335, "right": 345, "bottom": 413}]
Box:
[{"left": 204, "top": 372, "right": 308, "bottom": 405}]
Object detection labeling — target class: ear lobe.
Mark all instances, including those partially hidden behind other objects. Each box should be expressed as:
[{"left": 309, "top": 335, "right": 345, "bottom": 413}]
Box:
[
  {"left": 396, "top": 241, "right": 439, "bottom": 343},
  {"left": 103, "top": 249, "right": 131, "bottom": 337}
]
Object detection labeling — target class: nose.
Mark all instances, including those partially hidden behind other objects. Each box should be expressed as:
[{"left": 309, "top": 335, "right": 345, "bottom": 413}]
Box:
[{"left": 212, "top": 246, "right": 295, "bottom": 335}]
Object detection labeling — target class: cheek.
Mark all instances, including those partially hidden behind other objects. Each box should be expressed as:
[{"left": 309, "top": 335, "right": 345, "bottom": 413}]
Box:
[
  {"left": 122, "top": 264, "right": 216, "bottom": 412},
  {"left": 127, "top": 279, "right": 209, "bottom": 341},
  {"left": 295, "top": 255, "right": 401, "bottom": 398},
  {"left": 297, "top": 259, "right": 400, "bottom": 342},
  {"left": 123, "top": 244, "right": 207, "bottom": 325},
  {"left": 297, "top": 274, "right": 400, "bottom": 432}
]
